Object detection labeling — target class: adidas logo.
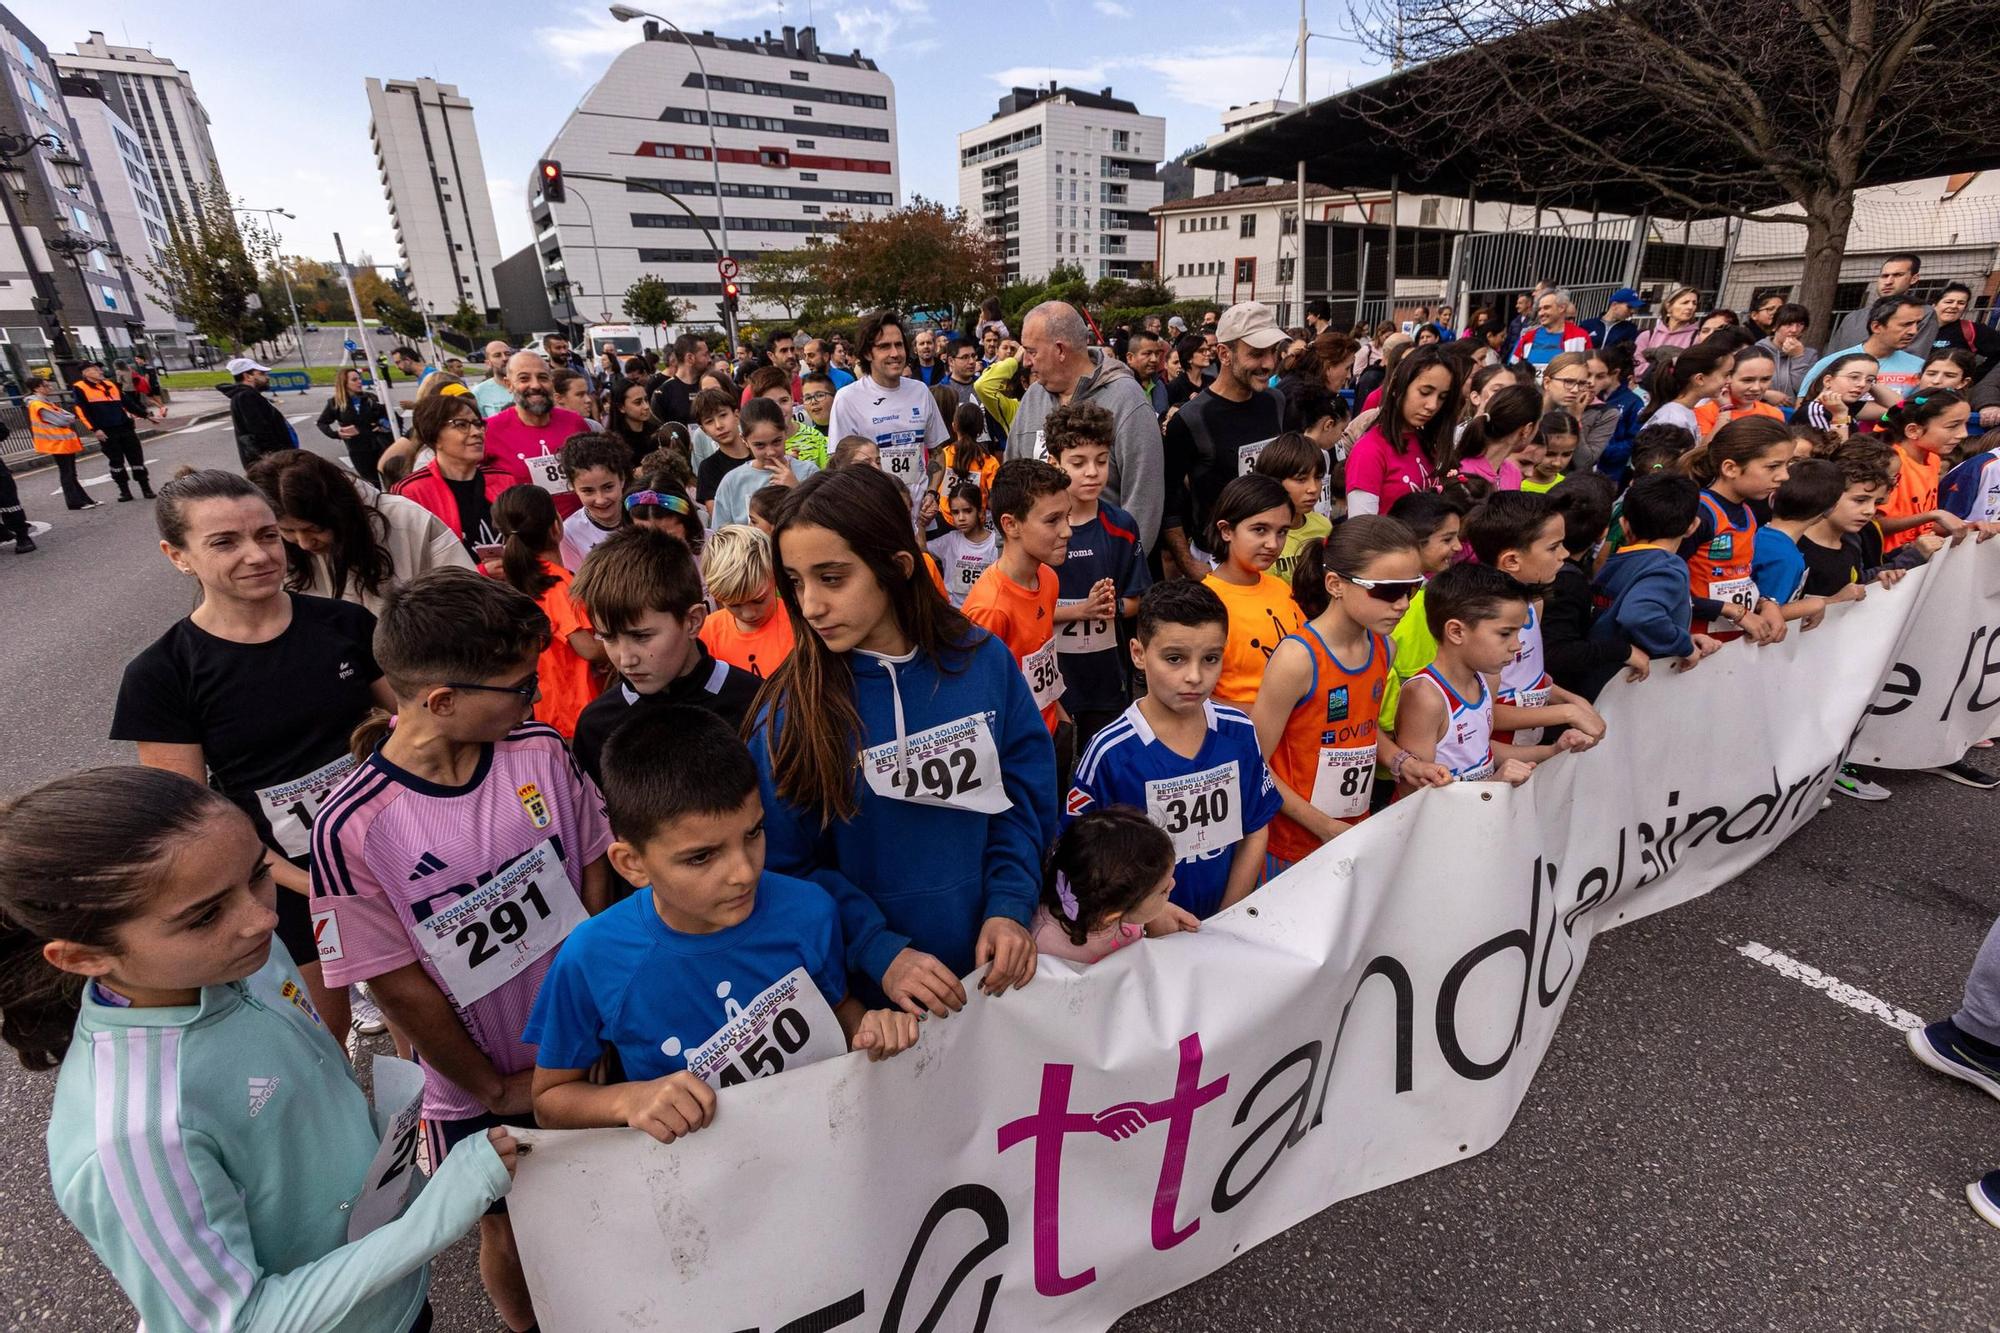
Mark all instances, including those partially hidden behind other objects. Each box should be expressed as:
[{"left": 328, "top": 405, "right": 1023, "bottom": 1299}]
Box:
[
  {"left": 407, "top": 852, "right": 449, "bottom": 881},
  {"left": 247, "top": 1076, "right": 280, "bottom": 1117}
]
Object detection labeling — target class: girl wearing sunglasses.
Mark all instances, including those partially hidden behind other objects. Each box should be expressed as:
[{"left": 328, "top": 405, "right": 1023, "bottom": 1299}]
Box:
[{"left": 1249, "top": 516, "right": 1452, "bottom": 879}]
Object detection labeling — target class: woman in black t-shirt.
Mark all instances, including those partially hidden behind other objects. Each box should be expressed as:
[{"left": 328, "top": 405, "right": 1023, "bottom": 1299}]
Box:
[{"left": 111, "top": 469, "right": 393, "bottom": 1040}]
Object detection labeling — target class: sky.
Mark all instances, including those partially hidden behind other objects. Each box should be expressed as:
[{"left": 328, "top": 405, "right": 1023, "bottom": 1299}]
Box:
[{"left": 7, "top": 0, "right": 1386, "bottom": 270}]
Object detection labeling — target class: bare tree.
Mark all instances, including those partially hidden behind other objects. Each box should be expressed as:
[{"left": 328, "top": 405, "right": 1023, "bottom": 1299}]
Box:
[{"left": 1346, "top": 0, "right": 1995, "bottom": 340}]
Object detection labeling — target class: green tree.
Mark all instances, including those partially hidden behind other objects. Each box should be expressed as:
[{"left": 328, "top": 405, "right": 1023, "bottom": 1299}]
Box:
[
  {"left": 808, "top": 198, "right": 1002, "bottom": 316},
  {"left": 132, "top": 177, "right": 263, "bottom": 349},
  {"left": 622, "top": 274, "right": 688, "bottom": 331},
  {"left": 742, "top": 247, "right": 818, "bottom": 322},
  {"left": 445, "top": 298, "right": 486, "bottom": 339}
]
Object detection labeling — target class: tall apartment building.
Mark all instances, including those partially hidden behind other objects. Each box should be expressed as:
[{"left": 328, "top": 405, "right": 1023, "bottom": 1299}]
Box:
[
  {"left": 958, "top": 83, "right": 1164, "bottom": 285},
  {"left": 367, "top": 77, "right": 505, "bottom": 321},
  {"left": 532, "top": 23, "right": 898, "bottom": 327},
  {"left": 56, "top": 31, "right": 224, "bottom": 222},
  {"left": 60, "top": 72, "right": 188, "bottom": 351}
]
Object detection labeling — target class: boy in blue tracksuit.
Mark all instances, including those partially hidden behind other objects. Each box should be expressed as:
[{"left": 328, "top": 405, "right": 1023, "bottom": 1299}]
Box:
[{"left": 1591, "top": 474, "right": 1722, "bottom": 672}]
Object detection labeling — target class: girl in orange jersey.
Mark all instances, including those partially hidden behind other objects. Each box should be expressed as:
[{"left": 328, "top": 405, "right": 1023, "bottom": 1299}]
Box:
[{"left": 1249, "top": 515, "right": 1452, "bottom": 880}]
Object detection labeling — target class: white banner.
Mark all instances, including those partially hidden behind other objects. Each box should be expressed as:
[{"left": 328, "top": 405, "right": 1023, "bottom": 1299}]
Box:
[
  {"left": 508, "top": 544, "right": 2000, "bottom": 1333},
  {"left": 1852, "top": 538, "right": 2000, "bottom": 769}
]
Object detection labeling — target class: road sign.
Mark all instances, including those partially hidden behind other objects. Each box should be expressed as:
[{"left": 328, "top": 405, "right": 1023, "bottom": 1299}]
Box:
[{"left": 718, "top": 256, "right": 740, "bottom": 280}]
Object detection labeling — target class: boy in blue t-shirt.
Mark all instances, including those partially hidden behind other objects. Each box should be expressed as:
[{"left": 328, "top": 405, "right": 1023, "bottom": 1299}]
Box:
[
  {"left": 1046, "top": 401, "right": 1153, "bottom": 753},
  {"left": 527, "top": 707, "right": 918, "bottom": 1143},
  {"left": 1066, "top": 579, "right": 1280, "bottom": 919}
]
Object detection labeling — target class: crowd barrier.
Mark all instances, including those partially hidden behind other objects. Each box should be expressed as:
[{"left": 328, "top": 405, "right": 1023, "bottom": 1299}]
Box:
[{"left": 504, "top": 540, "right": 2000, "bottom": 1332}]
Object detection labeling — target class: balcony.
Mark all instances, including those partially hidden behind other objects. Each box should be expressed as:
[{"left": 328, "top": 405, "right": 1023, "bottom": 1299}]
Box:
[
  {"left": 1103, "top": 161, "right": 1131, "bottom": 179},
  {"left": 1101, "top": 184, "right": 1128, "bottom": 205},
  {"left": 1101, "top": 217, "right": 1129, "bottom": 232}
]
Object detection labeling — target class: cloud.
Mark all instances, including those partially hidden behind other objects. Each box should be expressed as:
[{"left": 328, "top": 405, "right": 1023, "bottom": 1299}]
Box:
[
  {"left": 986, "top": 62, "right": 1113, "bottom": 89},
  {"left": 1133, "top": 51, "right": 1295, "bottom": 109},
  {"left": 533, "top": 1, "right": 787, "bottom": 73},
  {"left": 1092, "top": 0, "right": 1133, "bottom": 14},
  {"left": 830, "top": 0, "right": 936, "bottom": 56}
]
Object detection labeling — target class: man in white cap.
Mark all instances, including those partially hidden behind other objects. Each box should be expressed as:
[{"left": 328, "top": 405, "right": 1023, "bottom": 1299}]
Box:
[
  {"left": 1005, "top": 299, "right": 1166, "bottom": 549},
  {"left": 1159, "top": 300, "right": 1288, "bottom": 577},
  {"left": 217, "top": 356, "right": 296, "bottom": 470}
]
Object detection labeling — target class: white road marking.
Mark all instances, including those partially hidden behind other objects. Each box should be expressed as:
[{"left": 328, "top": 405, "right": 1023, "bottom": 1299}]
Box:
[
  {"left": 1733, "top": 940, "right": 1925, "bottom": 1031},
  {"left": 48, "top": 475, "right": 110, "bottom": 496},
  {"left": 24, "top": 519, "right": 49, "bottom": 536}
]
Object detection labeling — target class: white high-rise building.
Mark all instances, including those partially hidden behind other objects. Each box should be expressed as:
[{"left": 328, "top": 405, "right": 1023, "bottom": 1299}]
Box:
[
  {"left": 532, "top": 23, "right": 898, "bottom": 327},
  {"left": 56, "top": 32, "right": 224, "bottom": 223},
  {"left": 60, "top": 73, "right": 188, "bottom": 350},
  {"left": 366, "top": 77, "right": 505, "bottom": 321},
  {"left": 958, "top": 83, "right": 1165, "bottom": 285}
]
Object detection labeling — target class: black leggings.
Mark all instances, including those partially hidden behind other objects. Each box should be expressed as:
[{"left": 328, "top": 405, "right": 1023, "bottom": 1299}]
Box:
[{"left": 0, "top": 453, "right": 26, "bottom": 538}]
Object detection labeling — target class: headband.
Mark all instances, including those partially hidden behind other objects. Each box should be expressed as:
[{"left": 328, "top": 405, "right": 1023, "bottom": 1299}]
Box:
[{"left": 626, "top": 490, "right": 693, "bottom": 517}]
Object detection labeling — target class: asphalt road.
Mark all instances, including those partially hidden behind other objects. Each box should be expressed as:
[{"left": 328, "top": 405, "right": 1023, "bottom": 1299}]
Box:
[{"left": 2, "top": 418, "right": 1997, "bottom": 1329}]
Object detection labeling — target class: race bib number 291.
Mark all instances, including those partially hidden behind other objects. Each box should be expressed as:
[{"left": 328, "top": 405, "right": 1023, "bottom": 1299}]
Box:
[{"left": 416, "top": 837, "right": 587, "bottom": 1005}]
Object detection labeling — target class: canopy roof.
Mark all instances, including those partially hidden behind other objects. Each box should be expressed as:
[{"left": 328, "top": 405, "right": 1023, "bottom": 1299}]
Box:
[{"left": 1188, "top": 26, "right": 2000, "bottom": 220}]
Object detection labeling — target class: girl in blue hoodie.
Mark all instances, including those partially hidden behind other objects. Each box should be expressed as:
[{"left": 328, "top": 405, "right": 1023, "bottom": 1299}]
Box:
[{"left": 750, "top": 465, "right": 1057, "bottom": 1017}]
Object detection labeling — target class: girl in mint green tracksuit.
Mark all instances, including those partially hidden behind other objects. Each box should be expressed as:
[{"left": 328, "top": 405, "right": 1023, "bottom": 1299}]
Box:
[{"left": 1, "top": 767, "right": 517, "bottom": 1333}]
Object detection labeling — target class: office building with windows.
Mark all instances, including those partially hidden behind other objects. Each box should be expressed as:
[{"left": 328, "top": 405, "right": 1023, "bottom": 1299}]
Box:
[
  {"left": 56, "top": 31, "right": 224, "bottom": 223},
  {"left": 958, "top": 83, "right": 1164, "bottom": 285},
  {"left": 531, "top": 23, "right": 898, "bottom": 327},
  {"left": 61, "top": 72, "right": 187, "bottom": 351},
  {"left": 367, "top": 77, "right": 505, "bottom": 320}
]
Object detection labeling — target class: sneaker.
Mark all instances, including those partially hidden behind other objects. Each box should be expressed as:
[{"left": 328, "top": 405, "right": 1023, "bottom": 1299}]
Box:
[
  {"left": 1907, "top": 1019, "right": 2000, "bottom": 1101},
  {"left": 1833, "top": 764, "right": 1891, "bottom": 801},
  {"left": 1969, "top": 1172, "right": 2000, "bottom": 1229},
  {"left": 12, "top": 535, "right": 33, "bottom": 553},
  {"left": 1973, "top": 738, "right": 1994, "bottom": 750},
  {"left": 350, "top": 985, "right": 388, "bottom": 1036},
  {"left": 1932, "top": 758, "right": 2000, "bottom": 790}
]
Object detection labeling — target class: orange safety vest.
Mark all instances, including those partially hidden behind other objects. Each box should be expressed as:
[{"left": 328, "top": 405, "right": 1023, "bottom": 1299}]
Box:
[
  {"left": 72, "top": 378, "right": 122, "bottom": 405},
  {"left": 27, "top": 397, "right": 81, "bottom": 455}
]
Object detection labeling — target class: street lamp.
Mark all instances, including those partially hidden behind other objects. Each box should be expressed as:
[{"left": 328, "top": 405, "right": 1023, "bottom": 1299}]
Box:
[
  {"left": 234, "top": 205, "right": 311, "bottom": 377},
  {"left": 45, "top": 229, "right": 114, "bottom": 362},
  {"left": 609, "top": 4, "right": 737, "bottom": 344},
  {"left": 0, "top": 130, "right": 79, "bottom": 372}
]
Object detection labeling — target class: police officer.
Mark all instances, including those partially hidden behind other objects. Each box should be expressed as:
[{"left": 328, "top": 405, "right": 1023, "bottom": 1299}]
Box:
[{"left": 71, "top": 360, "right": 150, "bottom": 500}]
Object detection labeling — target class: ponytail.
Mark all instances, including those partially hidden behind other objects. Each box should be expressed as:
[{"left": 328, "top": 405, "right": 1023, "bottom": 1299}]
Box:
[
  {"left": 1879, "top": 387, "right": 1967, "bottom": 442},
  {"left": 1453, "top": 383, "right": 1541, "bottom": 469},
  {"left": 1641, "top": 340, "right": 1734, "bottom": 424},
  {"left": 494, "top": 484, "right": 560, "bottom": 599},
  {"left": 1678, "top": 415, "right": 1792, "bottom": 486},
  {"left": 0, "top": 768, "right": 234, "bottom": 1070},
  {"left": 1291, "top": 537, "right": 1332, "bottom": 618},
  {"left": 1296, "top": 514, "right": 1420, "bottom": 618}
]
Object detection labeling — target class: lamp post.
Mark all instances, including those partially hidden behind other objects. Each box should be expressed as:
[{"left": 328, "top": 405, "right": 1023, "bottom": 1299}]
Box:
[
  {"left": 44, "top": 230, "right": 116, "bottom": 361},
  {"left": 0, "top": 131, "right": 79, "bottom": 375},
  {"left": 609, "top": 4, "right": 737, "bottom": 344},
  {"left": 233, "top": 205, "right": 310, "bottom": 376}
]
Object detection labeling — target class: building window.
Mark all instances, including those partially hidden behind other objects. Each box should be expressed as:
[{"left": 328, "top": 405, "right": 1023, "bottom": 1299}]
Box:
[
  {"left": 70, "top": 206, "right": 90, "bottom": 233},
  {"left": 1419, "top": 197, "right": 1441, "bottom": 226},
  {"left": 1240, "top": 214, "right": 1256, "bottom": 238},
  {"left": 790, "top": 70, "right": 809, "bottom": 80},
  {"left": 101, "top": 284, "right": 118, "bottom": 309},
  {"left": 1281, "top": 210, "right": 1298, "bottom": 235},
  {"left": 1235, "top": 259, "right": 1255, "bottom": 285},
  {"left": 1277, "top": 257, "right": 1295, "bottom": 284},
  {"left": 800, "top": 171, "right": 817, "bottom": 181},
  {"left": 802, "top": 204, "right": 819, "bottom": 214},
  {"left": 793, "top": 105, "right": 812, "bottom": 115},
  {"left": 796, "top": 139, "right": 815, "bottom": 149}
]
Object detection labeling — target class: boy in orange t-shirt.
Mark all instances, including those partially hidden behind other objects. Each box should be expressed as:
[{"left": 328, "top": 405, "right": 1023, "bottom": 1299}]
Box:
[
  {"left": 698, "top": 523, "right": 797, "bottom": 679},
  {"left": 962, "top": 459, "right": 1071, "bottom": 735}
]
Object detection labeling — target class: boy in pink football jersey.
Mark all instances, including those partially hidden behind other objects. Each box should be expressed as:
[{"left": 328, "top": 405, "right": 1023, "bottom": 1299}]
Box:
[{"left": 311, "top": 568, "right": 611, "bottom": 1333}]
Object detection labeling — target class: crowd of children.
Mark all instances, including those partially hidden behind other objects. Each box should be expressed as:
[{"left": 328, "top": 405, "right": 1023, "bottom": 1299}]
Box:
[{"left": 11, "top": 296, "right": 2000, "bottom": 1333}]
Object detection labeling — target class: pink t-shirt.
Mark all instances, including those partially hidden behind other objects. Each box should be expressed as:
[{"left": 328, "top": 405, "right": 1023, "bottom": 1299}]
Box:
[
  {"left": 309, "top": 723, "right": 614, "bottom": 1119},
  {"left": 484, "top": 406, "right": 591, "bottom": 517},
  {"left": 1459, "top": 454, "right": 1523, "bottom": 491},
  {"left": 1031, "top": 906, "right": 1143, "bottom": 965},
  {"left": 1346, "top": 424, "right": 1437, "bottom": 511}
]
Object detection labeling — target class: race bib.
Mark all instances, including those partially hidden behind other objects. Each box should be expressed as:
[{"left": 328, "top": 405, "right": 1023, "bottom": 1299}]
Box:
[
  {"left": 1506, "top": 681, "right": 1552, "bottom": 711},
  {"left": 954, "top": 552, "right": 992, "bottom": 591},
  {"left": 1709, "top": 575, "right": 1756, "bottom": 610},
  {"left": 1146, "top": 762, "right": 1243, "bottom": 862},
  {"left": 684, "top": 967, "right": 846, "bottom": 1091},
  {"left": 1237, "top": 436, "right": 1278, "bottom": 475},
  {"left": 1309, "top": 743, "right": 1376, "bottom": 820},
  {"left": 1457, "top": 756, "right": 1497, "bottom": 782},
  {"left": 860, "top": 712, "right": 1012, "bottom": 814},
  {"left": 1021, "top": 637, "right": 1066, "bottom": 711},
  {"left": 524, "top": 451, "right": 571, "bottom": 494},
  {"left": 1056, "top": 596, "right": 1113, "bottom": 654},
  {"left": 255, "top": 754, "right": 357, "bottom": 858},
  {"left": 346, "top": 1057, "right": 425, "bottom": 1241},
  {"left": 416, "top": 838, "right": 587, "bottom": 1005},
  {"left": 880, "top": 443, "right": 923, "bottom": 493}
]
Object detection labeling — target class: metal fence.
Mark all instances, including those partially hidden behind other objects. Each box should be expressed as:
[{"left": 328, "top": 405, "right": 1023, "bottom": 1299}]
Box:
[{"left": 2, "top": 391, "right": 92, "bottom": 471}]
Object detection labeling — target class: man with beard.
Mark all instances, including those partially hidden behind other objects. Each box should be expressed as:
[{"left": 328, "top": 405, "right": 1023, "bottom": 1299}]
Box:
[
  {"left": 651, "top": 332, "right": 710, "bottom": 425},
  {"left": 909, "top": 327, "right": 945, "bottom": 386},
  {"left": 484, "top": 350, "right": 591, "bottom": 516}
]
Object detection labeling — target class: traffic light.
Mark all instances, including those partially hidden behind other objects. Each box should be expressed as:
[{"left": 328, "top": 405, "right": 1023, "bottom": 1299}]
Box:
[
  {"left": 538, "top": 159, "right": 566, "bottom": 204},
  {"left": 723, "top": 279, "right": 740, "bottom": 313}
]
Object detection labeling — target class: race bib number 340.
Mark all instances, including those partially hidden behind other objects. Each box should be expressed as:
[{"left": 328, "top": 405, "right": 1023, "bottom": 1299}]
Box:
[
  {"left": 417, "top": 838, "right": 587, "bottom": 1005},
  {"left": 859, "top": 713, "right": 1012, "bottom": 814},
  {"left": 1146, "top": 762, "right": 1243, "bottom": 862}
]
